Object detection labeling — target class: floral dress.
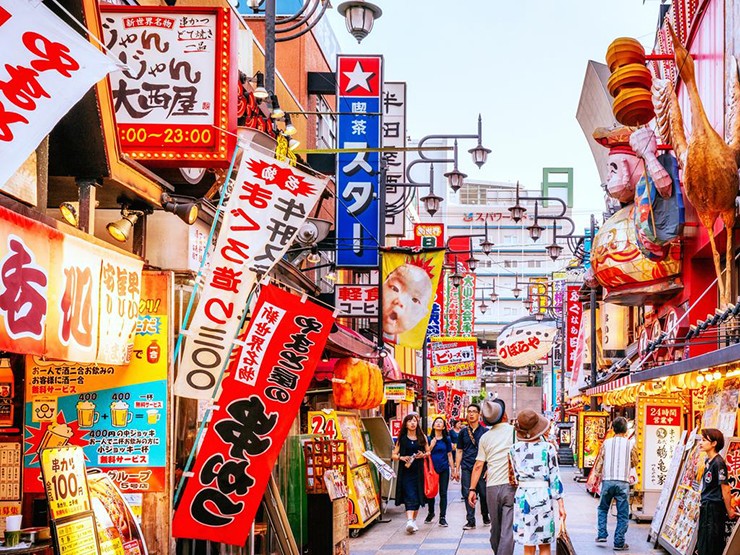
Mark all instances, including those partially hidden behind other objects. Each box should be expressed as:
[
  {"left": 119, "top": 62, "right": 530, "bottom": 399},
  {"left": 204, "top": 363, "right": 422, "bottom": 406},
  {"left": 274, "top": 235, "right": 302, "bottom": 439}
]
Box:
[{"left": 509, "top": 439, "right": 564, "bottom": 545}]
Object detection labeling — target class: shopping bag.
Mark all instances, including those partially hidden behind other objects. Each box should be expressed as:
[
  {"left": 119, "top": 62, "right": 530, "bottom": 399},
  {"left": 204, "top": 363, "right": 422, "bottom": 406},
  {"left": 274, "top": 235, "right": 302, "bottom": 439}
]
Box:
[
  {"left": 423, "top": 457, "right": 439, "bottom": 498},
  {"left": 556, "top": 522, "right": 576, "bottom": 555}
]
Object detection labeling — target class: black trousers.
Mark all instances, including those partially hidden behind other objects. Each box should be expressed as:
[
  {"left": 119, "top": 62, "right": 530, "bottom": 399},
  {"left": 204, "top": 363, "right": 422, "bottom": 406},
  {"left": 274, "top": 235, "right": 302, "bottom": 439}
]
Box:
[{"left": 696, "top": 500, "right": 728, "bottom": 555}]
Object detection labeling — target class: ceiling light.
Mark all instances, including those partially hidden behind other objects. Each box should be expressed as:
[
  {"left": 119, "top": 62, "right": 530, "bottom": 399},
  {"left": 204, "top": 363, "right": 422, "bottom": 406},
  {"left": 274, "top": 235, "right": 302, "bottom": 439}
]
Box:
[
  {"left": 107, "top": 209, "right": 142, "bottom": 243},
  {"left": 161, "top": 192, "right": 200, "bottom": 225},
  {"left": 337, "top": 0, "right": 382, "bottom": 43},
  {"left": 59, "top": 202, "right": 79, "bottom": 227}
]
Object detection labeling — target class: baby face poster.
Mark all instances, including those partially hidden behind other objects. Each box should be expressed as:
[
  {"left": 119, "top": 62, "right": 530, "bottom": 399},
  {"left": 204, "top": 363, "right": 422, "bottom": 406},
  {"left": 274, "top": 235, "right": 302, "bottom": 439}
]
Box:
[{"left": 381, "top": 249, "right": 444, "bottom": 350}]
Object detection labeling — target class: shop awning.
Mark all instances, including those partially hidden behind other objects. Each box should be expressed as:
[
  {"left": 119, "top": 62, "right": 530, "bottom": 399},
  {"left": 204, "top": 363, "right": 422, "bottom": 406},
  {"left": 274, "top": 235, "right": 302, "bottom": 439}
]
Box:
[
  {"left": 325, "top": 323, "right": 377, "bottom": 358},
  {"left": 584, "top": 374, "right": 632, "bottom": 396},
  {"left": 632, "top": 342, "right": 740, "bottom": 383}
]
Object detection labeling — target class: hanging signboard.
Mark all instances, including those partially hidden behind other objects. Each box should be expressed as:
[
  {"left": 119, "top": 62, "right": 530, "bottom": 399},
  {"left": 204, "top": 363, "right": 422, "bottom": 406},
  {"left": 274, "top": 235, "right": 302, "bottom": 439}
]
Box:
[
  {"left": 173, "top": 285, "right": 334, "bottom": 545},
  {"left": 383, "top": 382, "right": 406, "bottom": 401},
  {"left": 497, "top": 317, "right": 559, "bottom": 368},
  {"left": 335, "top": 285, "right": 378, "bottom": 317},
  {"left": 0, "top": 0, "right": 120, "bottom": 188},
  {"left": 173, "top": 149, "right": 328, "bottom": 399},
  {"left": 430, "top": 337, "right": 476, "bottom": 380},
  {"left": 636, "top": 396, "right": 683, "bottom": 491},
  {"left": 335, "top": 55, "right": 382, "bottom": 267},
  {"left": 100, "top": 5, "right": 237, "bottom": 167},
  {"left": 382, "top": 82, "right": 407, "bottom": 237},
  {"left": 24, "top": 271, "right": 170, "bottom": 494}
]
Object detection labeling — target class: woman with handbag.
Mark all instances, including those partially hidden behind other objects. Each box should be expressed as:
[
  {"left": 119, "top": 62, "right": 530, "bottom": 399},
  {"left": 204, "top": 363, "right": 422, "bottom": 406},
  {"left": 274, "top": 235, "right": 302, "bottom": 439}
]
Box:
[
  {"left": 510, "top": 409, "right": 566, "bottom": 555},
  {"left": 424, "top": 416, "right": 454, "bottom": 527},
  {"left": 392, "top": 413, "right": 429, "bottom": 534}
]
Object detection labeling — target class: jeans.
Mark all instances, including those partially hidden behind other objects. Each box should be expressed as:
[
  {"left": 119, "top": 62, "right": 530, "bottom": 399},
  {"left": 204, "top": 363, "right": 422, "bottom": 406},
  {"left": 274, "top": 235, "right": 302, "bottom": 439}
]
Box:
[
  {"left": 486, "top": 483, "right": 516, "bottom": 555},
  {"left": 427, "top": 468, "right": 450, "bottom": 518},
  {"left": 461, "top": 468, "right": 489, "bottom": 524},
  {"left": 597, "top": 480, "right": 629, "bottom": 547}
]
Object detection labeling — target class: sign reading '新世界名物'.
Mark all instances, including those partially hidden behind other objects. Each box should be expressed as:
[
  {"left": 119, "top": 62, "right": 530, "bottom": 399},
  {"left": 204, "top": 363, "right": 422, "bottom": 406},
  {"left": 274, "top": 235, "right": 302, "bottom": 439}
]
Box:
[{"left": 336, "top": 55, "right": 382, "bottom": 267}]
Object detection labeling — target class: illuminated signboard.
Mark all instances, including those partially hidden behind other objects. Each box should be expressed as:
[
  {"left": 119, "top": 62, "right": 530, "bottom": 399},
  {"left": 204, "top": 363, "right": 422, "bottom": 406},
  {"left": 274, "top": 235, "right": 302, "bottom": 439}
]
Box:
[{"left": 100, "top": 6, "right": 237, "bottom": 167}]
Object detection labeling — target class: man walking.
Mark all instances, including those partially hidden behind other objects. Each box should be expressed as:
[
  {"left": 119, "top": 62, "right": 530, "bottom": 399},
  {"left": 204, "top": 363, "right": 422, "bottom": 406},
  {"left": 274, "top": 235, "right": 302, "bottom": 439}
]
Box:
[
  {"left": 454, "top": 403, "right": 490, "bottom": 530},
  {"left": 467, "top": 398, "right": 515, "bottom": 555},
  {"left": 596, "top": 416, "right": 636, "bottom": 551}
]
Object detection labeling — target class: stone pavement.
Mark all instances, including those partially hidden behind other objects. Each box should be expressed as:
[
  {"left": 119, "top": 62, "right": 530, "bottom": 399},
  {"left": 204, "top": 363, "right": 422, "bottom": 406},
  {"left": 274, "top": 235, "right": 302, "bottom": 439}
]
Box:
[{"left": 350, "top": 468, "right": 667, "bottom": 554}]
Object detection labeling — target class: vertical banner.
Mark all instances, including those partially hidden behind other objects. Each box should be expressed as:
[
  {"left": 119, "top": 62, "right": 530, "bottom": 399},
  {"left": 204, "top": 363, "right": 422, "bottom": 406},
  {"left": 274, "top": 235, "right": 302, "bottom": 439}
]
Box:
[
  {"left": 0, "top": 0, "right": 120, "bottom": 187},
  {"left": 336, "top": 55, "right": 382, "bottom": 267},
  {"left": 381, "top": 249, "right": 445, "bottom": 349},
  {"left": 173, "top": 149, "right": 327, "bottom": 399},
  {"left": 564, "top": 285, "right": 583, "bottom": 376},
  {"left": 381, "top": 82, "right": 406, "bottom": 236},
  {"left": 172, "top": 285, "right": 334, "bottom": 545}
]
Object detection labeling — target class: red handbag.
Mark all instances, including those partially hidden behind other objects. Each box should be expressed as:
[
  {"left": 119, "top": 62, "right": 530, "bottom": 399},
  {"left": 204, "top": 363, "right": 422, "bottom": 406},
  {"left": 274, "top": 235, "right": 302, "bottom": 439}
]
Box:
[{"left": 424, "top": 456, "right": 439, "bottom": 498}]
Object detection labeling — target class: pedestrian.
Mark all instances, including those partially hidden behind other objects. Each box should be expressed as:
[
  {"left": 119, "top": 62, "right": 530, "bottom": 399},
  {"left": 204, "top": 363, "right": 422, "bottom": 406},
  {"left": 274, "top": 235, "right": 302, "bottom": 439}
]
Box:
[
  {"left": 454, "top": 403, "right": 490, "bottom": 530},
  {"left": 391, "top": 413, "right": 429, "bottom": 534},
  {"left": 424, "top": 416, "right": 454, "bottom": 527},
  {"left": 510, "top": 409, "right": 565, "bottom": 555},
  {"left": 696, "top": 428, "right": 737, "bottom": 555},
  {"left": 595, "top": 416, "right": 635, "bottom": 551},
  {"left": 449, "top": 419, "right": 462, "bottom": 452},
  {"left": 467, "top": 398, "right": 516, "bottom": 555}
]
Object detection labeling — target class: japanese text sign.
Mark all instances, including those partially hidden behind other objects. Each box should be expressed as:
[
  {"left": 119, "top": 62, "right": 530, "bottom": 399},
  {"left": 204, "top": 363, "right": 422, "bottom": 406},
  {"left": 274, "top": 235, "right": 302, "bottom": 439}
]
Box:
[
  {"left": 336, "top": 55, "right": 382, "bottom": 267},
  {"left": 382, "top": 82, "right": 406, "bottom": 236},
  {"left": 430, "top": 337, "right": 477, "bottom": 380},
  {"left": 0, "top": 0, "right": 119, "bottom": 188},
  {"left": 0, "top": 205, "right": 142, "bottom": 365},
  {"left": 100, "top": 5, "right": 236, "bottom": 167},
  {"left": 640, "top": 399, "right": 682, "bottom": 491},
  {"left": 381, "top": 249, "right": 445, "bottom": 350},
  {"left": 172, "top": 284, "right": 334, "bottom": 544},
  {"left": 335, "top": 284, "right": 378, "bottom": 317},
  {"left": 174, "top": 149, "right": 327, "bottom": 399},
  {"left": 564, "top": 285, "right": 583, "bottom": 375},
  {"left": 496, "top": 317, "right": 558, "bottom": 368},
  {"left": 40, "top": 446, "right": 92, "bottom": 520},
  {"left": 384, "top": 382, "right": 406, "bottom": 401}
]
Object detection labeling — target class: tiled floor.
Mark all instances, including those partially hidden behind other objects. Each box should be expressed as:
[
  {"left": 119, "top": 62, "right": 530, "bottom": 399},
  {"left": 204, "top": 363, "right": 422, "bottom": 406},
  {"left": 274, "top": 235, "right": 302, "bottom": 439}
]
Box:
[{"left": 350, "top": 468, "right": 667, "bottom": 554}]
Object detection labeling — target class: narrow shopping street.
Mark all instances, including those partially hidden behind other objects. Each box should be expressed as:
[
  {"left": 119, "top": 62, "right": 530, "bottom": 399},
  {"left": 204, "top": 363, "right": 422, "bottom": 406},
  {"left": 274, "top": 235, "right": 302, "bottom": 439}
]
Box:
[{"left": 351, "top": 468, "right": 663, "bottom": 555}]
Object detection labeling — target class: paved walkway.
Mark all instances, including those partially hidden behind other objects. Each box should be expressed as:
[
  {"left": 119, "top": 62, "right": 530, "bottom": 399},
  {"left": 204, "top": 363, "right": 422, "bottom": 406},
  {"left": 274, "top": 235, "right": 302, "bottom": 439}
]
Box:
[{"left": 350, "top": 468, "right": 667, "bottom": 554}]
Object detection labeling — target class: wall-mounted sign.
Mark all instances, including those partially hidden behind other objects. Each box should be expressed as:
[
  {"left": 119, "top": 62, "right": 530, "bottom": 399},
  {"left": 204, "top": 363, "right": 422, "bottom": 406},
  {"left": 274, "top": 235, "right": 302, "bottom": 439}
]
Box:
[
  {"left": 335, "top": 285, "right": 378, "bottom": 317},
  {"left": 100, "top": 5, "right": 237, "bottom": 167},
  {"left": 335, "top": 55, "right": 382, "bottom": 267},
  {"left": 383, "top": 382, "right": 406, "bottom": 401},
  {"left": 430, "top": 337, "right": 476, "bottom": 380},
  {"left": 382, "top": 82, "right": 407, "bottom": 237},
  {"left": 414, "top": 223, "right": 444, "bottom": 248}
]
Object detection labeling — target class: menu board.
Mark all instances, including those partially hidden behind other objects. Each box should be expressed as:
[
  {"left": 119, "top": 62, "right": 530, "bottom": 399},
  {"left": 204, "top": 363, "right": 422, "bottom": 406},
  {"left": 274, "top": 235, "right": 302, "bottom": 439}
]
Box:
[
  {"left": 578, "top": 412, "right": 608, "bottom": 469},
  {"left": 347, "top": 465, "right": 380, "bottom": 526},
  {"left": 659, "top": 437, "right": 703, "bottom": 555},
  {"left": 702, "top": 378, "right": 740, "bottom": 439},
  {"left": 0, "top": 443, "right": 20, "bottom": 500},
  {"left": 24, "top": 272, "right": 170, "bottom": 493},
  {"left": 637, "top": 397, "right": 683, "bottom": 492},
  {"left": 650, "top": 431, "right": 687, "bottom": 542}
]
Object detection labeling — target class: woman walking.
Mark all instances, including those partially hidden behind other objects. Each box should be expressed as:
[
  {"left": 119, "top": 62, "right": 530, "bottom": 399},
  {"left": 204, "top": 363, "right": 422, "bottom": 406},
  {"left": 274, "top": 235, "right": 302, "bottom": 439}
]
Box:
[
  {"left": 424, "top": 416, "right": 454, "bottom": 527},
  {"left": 696, "top": 428, "right": 736, "bottom": 555},
  {"left": 392, "top": 413, "right": 429, "bottom": 533},
  {"left": 510, "top": 409, "right": 566, "bottom": 555}
]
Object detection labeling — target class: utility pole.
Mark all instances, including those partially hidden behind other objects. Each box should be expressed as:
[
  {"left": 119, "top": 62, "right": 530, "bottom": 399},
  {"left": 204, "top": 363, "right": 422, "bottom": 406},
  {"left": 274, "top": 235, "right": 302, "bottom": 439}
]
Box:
[{"left": 589, "top": 214, "right": 598, "bottom": 411}]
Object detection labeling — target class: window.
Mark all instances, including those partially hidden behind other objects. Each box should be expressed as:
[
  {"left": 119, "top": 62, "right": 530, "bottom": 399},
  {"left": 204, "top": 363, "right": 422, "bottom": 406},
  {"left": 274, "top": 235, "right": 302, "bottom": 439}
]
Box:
[
  {"left": 503, "top": 234, "right": 516, "bottom": 245},
  {"left": 528, "top": 260, "right": 543, "bottom": 268},
  {"left": 504, "top": 260, "right": 518, "bottom": 269}
]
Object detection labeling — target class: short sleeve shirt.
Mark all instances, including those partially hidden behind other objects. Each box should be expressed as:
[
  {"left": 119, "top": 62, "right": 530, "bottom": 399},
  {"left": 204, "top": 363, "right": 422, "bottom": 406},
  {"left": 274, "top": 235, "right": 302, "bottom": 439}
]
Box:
[
  {"left": 701, "top": 454, "right": 728, "bottom": 504},
  {"left": 457, "top": 424, "right": 488, "bottom": 471},
  {"left": 428, "top": 435, "right": 452, "bottom": 473},
  {"left": 476, "top": 423, "right": 515, "bottom": 486}
]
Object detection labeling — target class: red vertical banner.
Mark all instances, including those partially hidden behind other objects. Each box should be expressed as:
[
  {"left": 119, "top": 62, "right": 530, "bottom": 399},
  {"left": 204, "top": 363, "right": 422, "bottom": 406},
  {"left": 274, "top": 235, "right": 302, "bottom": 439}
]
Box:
[
  {"left": 172, "top": 284, "right": 334, "bottom": 544},
  {"left": 565, "top": 285, "right": 583, "bottom": 376}
]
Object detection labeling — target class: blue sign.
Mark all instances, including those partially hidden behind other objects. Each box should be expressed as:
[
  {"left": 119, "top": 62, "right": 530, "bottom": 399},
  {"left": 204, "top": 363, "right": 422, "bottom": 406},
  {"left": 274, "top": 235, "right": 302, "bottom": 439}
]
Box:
[{"left": 335, "top": 55, "right": 382, "bottom": 267}]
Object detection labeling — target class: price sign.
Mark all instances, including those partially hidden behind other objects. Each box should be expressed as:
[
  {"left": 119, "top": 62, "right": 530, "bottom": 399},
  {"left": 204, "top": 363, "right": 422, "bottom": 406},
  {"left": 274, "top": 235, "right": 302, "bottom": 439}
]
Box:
[
  {"left": 53, "top": 514, "right": 99, "bottom": 555},
  {"left": 40, "top": 447, "right": 91, "bottom": 520},
  {"left": 308, "top": 411, "right": 338, "bottom": 439}
]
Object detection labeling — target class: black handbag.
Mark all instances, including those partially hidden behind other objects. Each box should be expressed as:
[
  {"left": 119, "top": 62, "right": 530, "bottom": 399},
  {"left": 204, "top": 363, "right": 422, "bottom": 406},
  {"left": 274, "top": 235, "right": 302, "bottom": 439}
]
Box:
[{"left": 556, "top": 523, "right": 576, "bottom": 555}]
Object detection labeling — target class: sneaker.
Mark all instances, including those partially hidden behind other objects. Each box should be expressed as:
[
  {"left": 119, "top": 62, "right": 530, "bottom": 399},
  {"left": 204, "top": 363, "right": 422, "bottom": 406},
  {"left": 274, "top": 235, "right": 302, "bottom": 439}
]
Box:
[
  {"left": 424, "top": 513, "right": 435, "bottom": 524},
  {"left": 596, "top": 537, "right": 607, "bottom": 543},
  {"left": 439, "top": 518, "right": 448, "bottom": 527},
  {"left": 406, "top": 519, "right": 415, "bottom": 534},
  {"left": 613, "top": 544, "right": 629, "bottom": 551},
  {"left": 483, "top": 517, "right": 491, "bottom": 525},
  {"left": 412, "top": 520, "right": 419, "bottom": 532},
  {"left": 462, "top": 522, "right": 476, "bottom": 530}
]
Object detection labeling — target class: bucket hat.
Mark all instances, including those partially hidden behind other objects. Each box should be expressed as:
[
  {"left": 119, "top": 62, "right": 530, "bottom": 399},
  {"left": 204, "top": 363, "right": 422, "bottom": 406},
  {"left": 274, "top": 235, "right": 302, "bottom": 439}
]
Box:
[
  {"left": 481, "top": 398, "right": 506, "bottom": 426},
  {"left": 514, "top": 409, "right": 549, "bottom": 441}
]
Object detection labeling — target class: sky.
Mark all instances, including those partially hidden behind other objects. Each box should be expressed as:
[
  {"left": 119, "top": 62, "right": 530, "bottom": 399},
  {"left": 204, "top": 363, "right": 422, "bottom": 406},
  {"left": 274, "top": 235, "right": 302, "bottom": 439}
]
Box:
[{"left": 325, "top": 1, "right": 664, "bottom": 229}]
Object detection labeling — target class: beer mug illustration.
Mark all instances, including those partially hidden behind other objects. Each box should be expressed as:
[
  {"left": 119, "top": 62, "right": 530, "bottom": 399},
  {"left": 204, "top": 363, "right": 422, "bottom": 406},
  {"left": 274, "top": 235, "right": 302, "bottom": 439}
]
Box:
[
  {"left": 110, "top": 401, "right": 133, "bottom": 428},
  {"left": 147, "top": 409, "right": 160, "bottom": 425},
  {"left": 76, "top": 401, "right": 99, "bottom": 428},
  {"left": 38, "top": 422, "right": 73, "bottom": 453}
]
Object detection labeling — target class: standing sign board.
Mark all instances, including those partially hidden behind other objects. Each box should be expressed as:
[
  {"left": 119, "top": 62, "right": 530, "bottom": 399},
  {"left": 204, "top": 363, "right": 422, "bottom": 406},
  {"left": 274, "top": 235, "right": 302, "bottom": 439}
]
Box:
[
  {"left": 636, "top": 396, "right": 683, "bottom": 492},
  {"left": 100, "top": 5, "right": 237, "bottom": 167},
  {"left": 578, "top": 412, "right": 608, "bottom": 470},
  {"left": 382, "top": 82, "right": 407, "bottom": 236},
  {"left": 40, "top": 446, "right": 100, "bottom": 555},
  {"left": 649, "top": 431, "right": 688, "bottom": 544},
  {"left": 335, "top": 55, "right": 382, "bottom": 267}
]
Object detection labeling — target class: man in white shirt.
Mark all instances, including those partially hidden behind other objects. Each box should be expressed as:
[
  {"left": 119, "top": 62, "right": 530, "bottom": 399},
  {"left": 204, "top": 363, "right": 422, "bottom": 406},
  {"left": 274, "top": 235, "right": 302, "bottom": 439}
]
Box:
[
  {"left": 595, "top": 417, "right": 637, "bottom": 551},
  {"left": 467, "top": 398, "right": 515, "bottom": 555}
]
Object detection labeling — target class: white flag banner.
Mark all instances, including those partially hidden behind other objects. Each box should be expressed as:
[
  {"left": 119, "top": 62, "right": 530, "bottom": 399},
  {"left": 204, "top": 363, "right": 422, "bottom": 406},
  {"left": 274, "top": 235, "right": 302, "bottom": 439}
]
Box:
[
  {"left": 0, "top": 0, "right": 120, "bottom": 187},
  {"left": 174, "top": 150, "right": 328, "bottom": 399}
]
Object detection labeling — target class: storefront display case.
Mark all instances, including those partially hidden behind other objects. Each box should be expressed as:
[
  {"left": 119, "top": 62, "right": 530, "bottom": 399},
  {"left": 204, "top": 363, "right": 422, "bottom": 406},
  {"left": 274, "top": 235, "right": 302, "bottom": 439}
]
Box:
[{"left": 308, "top": 410, "right": 380, "bottom": 534}]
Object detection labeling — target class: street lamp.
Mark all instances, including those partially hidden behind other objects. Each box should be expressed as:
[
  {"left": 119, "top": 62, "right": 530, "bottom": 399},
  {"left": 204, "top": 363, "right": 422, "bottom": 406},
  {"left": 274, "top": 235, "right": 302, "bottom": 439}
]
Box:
[
  {"left": 443, "top": 140, "right": 468, "bottom": 192},
  {"left": 512, "top": 284, "right": 522, "bottom": 299},
  {"left": 337, "top": 0, "right": 383, "bottom": 42},
  {"left": 527, "top": 202, "right": 544, "bottom": 241}
]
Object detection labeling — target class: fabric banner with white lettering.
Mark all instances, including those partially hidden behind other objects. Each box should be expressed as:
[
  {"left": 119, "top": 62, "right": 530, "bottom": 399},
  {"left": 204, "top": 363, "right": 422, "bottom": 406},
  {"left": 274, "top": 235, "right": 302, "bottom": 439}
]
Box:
[
  {"left": 173, "top": 149, "right": 328, "bottom": 399},
  {"left": 0, "top": 0, "right": 120, "bottom": 187},
  {"left": 172, "top": 284, "right": 334, "bottom": 544}
]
